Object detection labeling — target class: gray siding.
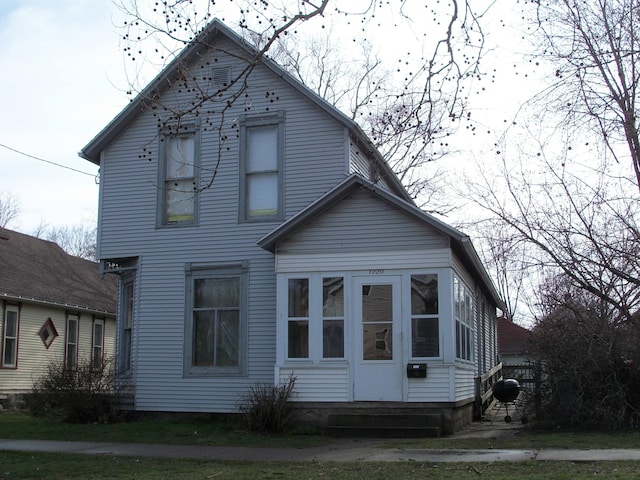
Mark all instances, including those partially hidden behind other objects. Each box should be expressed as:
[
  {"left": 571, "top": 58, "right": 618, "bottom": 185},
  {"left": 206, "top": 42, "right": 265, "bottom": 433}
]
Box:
[
  {"left": 278, "top": 189, "right": 449, "bottom": 255},
  {"left": 97, "top": 38, "right": 359, "bottom": 412}
]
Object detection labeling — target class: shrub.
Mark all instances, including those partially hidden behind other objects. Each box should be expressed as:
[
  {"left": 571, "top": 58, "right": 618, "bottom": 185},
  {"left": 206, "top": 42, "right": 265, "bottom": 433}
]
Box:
[
  {"left": 239, "top": 375, "right": 296, "bottom": 434},
  {"left": 23, "top": 357, "right": 120, "bottom": 423}
]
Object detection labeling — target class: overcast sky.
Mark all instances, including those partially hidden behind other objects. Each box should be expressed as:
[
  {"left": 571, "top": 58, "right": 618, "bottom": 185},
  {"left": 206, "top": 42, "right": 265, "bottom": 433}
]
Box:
[
  {"left": 0, "top": 0, "right": 130, "bottom": 233},
  {"left": 0, "top": 0, "right": 529, "bottom": 235}
]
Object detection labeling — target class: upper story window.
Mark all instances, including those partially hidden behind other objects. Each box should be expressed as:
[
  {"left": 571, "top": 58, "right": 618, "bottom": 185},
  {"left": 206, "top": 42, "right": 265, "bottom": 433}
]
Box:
[
  {"left": 454, "top": 275, "right": 474, "bottom": 362},
  {"left": 2, "top": 304, "right": 19, "bottom": 368},
  {"left": 159, "top": 124, "right": 200, "bottom": 226},
  {"left": 410, "top": 274, "right": 439, "bottom": 358},
  {"left": 239, "top": 113, "right": 284, "bottom": 222}
]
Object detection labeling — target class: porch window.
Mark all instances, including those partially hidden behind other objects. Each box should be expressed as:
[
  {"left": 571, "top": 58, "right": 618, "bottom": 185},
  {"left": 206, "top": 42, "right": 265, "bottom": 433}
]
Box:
[
  {"left": 287, "top": 278, "right": 309, "bottom": 358},
  {"left": 240, "top": 113, "right": 284, "bottom": 222},
  {"left": 186, "top": 264, "right": 246, "bottom": 375},
  {"left": 159, "top": 125, "right": 200, "bottom": 226},
  {"left": 410, "top": 274, "right": 439, "bottom": 357},
  {"left": 454, "top": 276, "right": 474, "bottom": 361},
  {"left": 65, "top": 315, "right": 79, "bottom": 369},
  {"left": 322, "top": 277, "right": 344, "bottom": 358},
  {"left": 2, "top": 305, "right": 19, "bottom": 368},
  {"left": 92, "top": 318, "right": 105, "bottom": 367}
]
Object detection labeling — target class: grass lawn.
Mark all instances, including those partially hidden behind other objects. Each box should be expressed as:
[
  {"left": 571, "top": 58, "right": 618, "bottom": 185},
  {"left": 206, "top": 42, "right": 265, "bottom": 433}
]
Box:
[
  {"left": 2, "top": 413, "right": 640, "bottom": 479},
  {"left": 1, "top": 452, "right": 639, "bottom": 480}
]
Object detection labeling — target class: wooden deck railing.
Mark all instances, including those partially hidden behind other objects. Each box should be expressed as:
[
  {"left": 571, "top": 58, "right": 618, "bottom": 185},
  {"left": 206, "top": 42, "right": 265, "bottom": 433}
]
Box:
[{"left": 474, "top": 362, "right": 503, "bottom": 419}]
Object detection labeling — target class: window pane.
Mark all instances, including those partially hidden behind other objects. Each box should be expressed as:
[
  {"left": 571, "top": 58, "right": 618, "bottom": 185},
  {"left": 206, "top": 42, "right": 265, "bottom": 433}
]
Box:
[
  {"left": 411, "top": 317, "right": 439, "bottom": 357},
  {"left": 247, "top": 172, "right": 277, "bottom": 216},
  {"left": 193, "top": 311, "right": 214, "bottom": 366},
  {"left": 247, "top": 126, "right": 277, "bottom": 172},
  {"left": 288, "top": 279, "right": 309, "bottom": 317},
  {"left": 195, "top": 278, "right": 239, "bottom": 308},
  {"left": 288, "top": 320, "right": 308, "bottom": 358},
  {"left": 3, "top": 339, "right": 15, "bottom": 366},
  {"left": 66, "top": 345, "right": 77, "bottom": 368},
  {"left": 216, "top": 310, "right": 240, "bottom": 366},
  {"left": 411, "top": 274, "right": 438, "bottom": 314},
  {"left": 166, "top": 135, "right": 195, "bottom": 178},
  {"left": 323, "top": 277, "right": 344, "bottom": 317},
  {"left": 94, "top": 323, "right": 104, "bottom": 346},
  {"left": 166, "top": 179, "right": 195, "bottom": 222},
  {"left": 67, "top": 319, "right": 78, "bottom": 344},
  {"left": 5, "top": 311, "right": 17, "bottom": 336},
  {"left": 363, "top": 323, "right": 392, "bottom": 360},
  {"left": 362, "top": 284, "right": 392, "bottom": 322},
  {"left": 323, "top": 320, "right": 344, "bottom": 358}
]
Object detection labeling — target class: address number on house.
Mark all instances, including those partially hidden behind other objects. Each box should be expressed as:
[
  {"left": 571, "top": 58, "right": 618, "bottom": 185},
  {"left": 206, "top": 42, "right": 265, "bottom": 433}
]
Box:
[{"left": 369, "top": 269, "right": 385, "bottom": 275}]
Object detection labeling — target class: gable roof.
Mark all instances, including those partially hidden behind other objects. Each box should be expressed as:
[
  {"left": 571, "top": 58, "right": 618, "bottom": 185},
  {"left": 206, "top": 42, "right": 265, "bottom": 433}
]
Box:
[
  {"left": 79, "top": 18, "right": 411, "bottom": 203},
  {"left": 0, "top": 227, "right": 117, "bottom": 315},
  {"left": 497, "top": 316, "right": 532, "bottom": 356},
  {"left": 258, "top": 174, "right": 505, "bottom": 309}
]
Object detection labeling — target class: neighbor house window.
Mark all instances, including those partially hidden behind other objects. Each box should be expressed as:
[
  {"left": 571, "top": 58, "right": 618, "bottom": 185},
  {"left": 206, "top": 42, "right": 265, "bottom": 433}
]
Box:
[
  {"left": 186, "top": 264, "right": 247, "bottom": 375},
  {"left": 119, "top": 276, "right": 134, "bottom": 374},
  {"left": 410, "top": 274, "right": 439, "bottom": 358},
  {"left": 66, "top": 314, "right": 79, "bottom": 369},
  {"left": 2, "top": 304, "right": 19, "bottom": 368},
  {"left": 92, "top": 318, "right": 105, "bottom": 367},
  {"left": 240, "top": 113, "right": 284, "bottom": 222},
  {"left": 454, "top": 276, "right": 474, "bottom": 361},
  {"left": 322, "top": 277, "right": 344, "bottom": 358},
  {"left": 159, "top": 125, "right": 200, "bottom": 225},
  {"left": 287, "top": 278, "right": 309, "bottom": 359}
]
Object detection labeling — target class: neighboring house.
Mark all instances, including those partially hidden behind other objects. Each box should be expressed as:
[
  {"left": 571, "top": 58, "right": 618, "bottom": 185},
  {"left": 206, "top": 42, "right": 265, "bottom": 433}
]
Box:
[
  {"left": 79, "top": 19, "right": 504, "bottom": 434},
  {"left": 0, "top": 227, "right": 117, "bottom": 408},
  {"left": 497, "top": 316, "right": 532, "bottom": 366}
]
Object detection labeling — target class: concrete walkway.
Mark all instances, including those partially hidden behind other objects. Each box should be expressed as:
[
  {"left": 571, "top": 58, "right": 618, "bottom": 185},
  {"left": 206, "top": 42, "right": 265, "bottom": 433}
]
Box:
[{"left": 2, "top": 437, "right": 640, "bottom": 463}]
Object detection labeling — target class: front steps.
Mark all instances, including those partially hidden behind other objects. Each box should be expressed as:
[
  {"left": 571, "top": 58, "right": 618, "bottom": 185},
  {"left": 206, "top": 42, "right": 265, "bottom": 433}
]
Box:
[{"left": 324, "top": 413, "right": 442, "bottom": 438}]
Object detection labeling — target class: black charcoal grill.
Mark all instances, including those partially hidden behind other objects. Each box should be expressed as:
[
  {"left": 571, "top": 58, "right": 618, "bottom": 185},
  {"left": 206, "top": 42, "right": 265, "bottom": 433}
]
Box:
[{"left": 492, "top": 378, "right": 528, "bottom": 423}]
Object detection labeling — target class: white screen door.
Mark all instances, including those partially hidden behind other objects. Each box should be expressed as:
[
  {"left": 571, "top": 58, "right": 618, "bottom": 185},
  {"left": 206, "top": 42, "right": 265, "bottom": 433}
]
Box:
[{"left": 354, "top": 276, "right": 403, "bottom": 401}]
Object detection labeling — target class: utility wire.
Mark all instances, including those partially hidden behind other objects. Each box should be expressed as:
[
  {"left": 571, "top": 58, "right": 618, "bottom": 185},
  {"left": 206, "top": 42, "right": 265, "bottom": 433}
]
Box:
[{"left": 0, "top": 142, "right": 96, "bottom": 177}]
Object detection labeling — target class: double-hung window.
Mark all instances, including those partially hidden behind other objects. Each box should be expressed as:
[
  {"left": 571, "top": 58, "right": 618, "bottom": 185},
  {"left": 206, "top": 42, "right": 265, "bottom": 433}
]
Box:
[
  {"left": 2, "top": 305, "right": 19, "bottom": 368},
  {"left": 454, "top": 276, "right": 474, "bottom": 362},
  {"left": 240, "top": 113, "right": 284, "bottom": 222},
  {"left": 410, "top": 274, "right": 439, "bottom": 358},
  {"left": 159, "top": 124, "right": 200, "bottom": 226},
  {"left": 186, "top": 264, "right": 247, "bottom": 375},
  {"left": 66, "top": 315, "right": 79, "bottom": 369}
]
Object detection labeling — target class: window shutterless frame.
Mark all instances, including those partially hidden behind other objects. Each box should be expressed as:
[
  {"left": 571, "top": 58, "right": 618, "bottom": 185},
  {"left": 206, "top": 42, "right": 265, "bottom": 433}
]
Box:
[
  {"left": 157, "top": 122, "right": 201, "bottom": 227},
  {"left": 238, "top": 112, "right": 285, "bottom": 223},
  {"left": 2, "top": 304, "right": 20, "bottom": 368}
]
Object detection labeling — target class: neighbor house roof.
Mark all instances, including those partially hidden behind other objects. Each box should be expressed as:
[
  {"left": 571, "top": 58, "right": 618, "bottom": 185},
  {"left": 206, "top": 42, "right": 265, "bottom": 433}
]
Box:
[
  {"left": 0, "top": 227, "right": 117, "bottom": 315},
  {"left": 497, "top": 316, "right": 532, "bottom": 356},
  {"left": 78, "top": 18, "right": 411, "bottom": 203},
  {"left": 258, "top": 174, "right": 506, "bottom": 310}
]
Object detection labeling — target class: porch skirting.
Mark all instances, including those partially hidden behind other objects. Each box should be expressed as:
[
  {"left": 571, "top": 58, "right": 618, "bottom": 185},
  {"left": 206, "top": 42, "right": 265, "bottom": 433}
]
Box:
[{"left": 290, "top": 399, "right": 475, "bottom": 436}]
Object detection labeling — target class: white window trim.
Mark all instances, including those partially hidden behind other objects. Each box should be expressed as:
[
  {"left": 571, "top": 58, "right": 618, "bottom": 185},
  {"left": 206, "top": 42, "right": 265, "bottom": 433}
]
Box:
[{"left": 66, "top": 314, "right": 79, "bottom": 369}]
